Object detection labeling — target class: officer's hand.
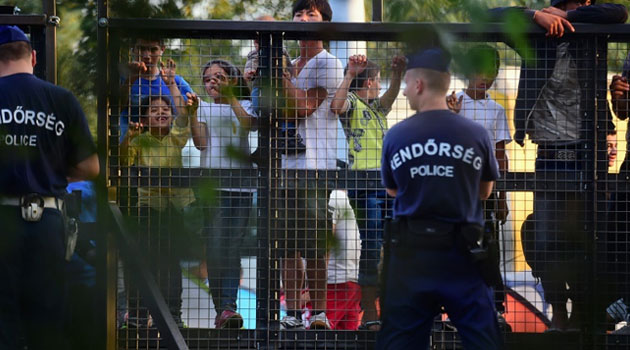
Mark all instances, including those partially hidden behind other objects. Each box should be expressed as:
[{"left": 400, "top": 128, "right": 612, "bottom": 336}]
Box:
[
  {"left": 540, "top": 6, "right": 568, "bottom": 19},
  {"left": 496, "top": 198, "right": 509, "bottom": 225},
  {"left": 446, "top": 91, "right": 463, "bottom": 114},
  {"left": 611, "top": 75, "right": 629, "bottom": 101},
  {"left": 533, "top": 10, "right": 574, "bottom": 38},
  {"left": 185, "top": 92, "right": 199, "bottom": 116},
  {"left": 160, "top": 59, "right": 177, "bottom": 86},
  {"left": 346, "top": 54, "right": 368, "bottom": 78}
]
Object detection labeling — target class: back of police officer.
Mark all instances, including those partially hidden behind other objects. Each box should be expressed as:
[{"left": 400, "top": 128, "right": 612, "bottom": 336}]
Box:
[
  {"left": 376, "top": 48, "right": 503, "bottom": 350},
  {"left": 0, "top": 26, "right": 99, "bottom": 350}
]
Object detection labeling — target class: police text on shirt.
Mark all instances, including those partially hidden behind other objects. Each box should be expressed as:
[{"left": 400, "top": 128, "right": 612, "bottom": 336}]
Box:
[
  {"left": 389, "top": 139, "right": 483, "bottom": 179},
  {"left": 0, "top": 106, "right": 66, "bottom": 147}
]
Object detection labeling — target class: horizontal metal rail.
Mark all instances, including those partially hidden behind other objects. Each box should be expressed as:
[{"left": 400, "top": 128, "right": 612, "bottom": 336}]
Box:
[{"left": 106, "top": 18, "right": 630, "bottom": 41}]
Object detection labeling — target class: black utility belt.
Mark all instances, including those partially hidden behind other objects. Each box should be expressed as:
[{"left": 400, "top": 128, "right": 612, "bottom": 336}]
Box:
[{"left": 386, "top": 218, "right": 477, "bottom": 251}]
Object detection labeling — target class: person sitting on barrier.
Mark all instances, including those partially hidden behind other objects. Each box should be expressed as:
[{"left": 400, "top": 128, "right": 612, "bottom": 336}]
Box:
[
  {"left": 446, "top": 44, "right": 511, "bottom": 326},
  {"left": 490, "top": 0, "right": 628, "bottom": 332},
  {"left": 120, "top": 64, "right": 199, "bottom": 327},
  {"left": 326, "top": 190, "right": 362, "bottom": 330},
  {"left": 190, "top": 58, "right": 257, "bottom": 329},
  {"left": 119, "top": 37, "right": 195, "bottom": 142},
  {"left": 278, "top": 0, "right": 344, "bottom": 330},
  {"left": 329, "top": 53, "right": 405, "bottom": 331}
]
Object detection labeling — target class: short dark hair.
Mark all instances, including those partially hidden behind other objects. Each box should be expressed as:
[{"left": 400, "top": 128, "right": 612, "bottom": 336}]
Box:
[
  {"left": 134, "top": 37, "right": 165, "bottom": 47},
  {"left": 201, "top": 59, "right": 251, "bottom": 100},
  {"left": 140, "top": 95, "right": 173, "bottom": 117},
  {"left": 292, "top": 0, "right": 333, "bottom": 22},
  {"left": 345, "top": 60, "right": 380, "bottom": 92},
  {"left": 0, "top": 41, "right": 32, "bottom": 62},
  {"left": 466, "top": 44, "right": 500, "bottom": 78}
]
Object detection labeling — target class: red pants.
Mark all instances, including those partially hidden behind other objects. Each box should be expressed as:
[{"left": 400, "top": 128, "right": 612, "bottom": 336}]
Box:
[{"left": 326, "top": 282, "right": 361, "bottom": 330}]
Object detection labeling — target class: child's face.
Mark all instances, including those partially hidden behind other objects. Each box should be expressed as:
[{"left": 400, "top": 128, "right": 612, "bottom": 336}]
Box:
[
  {"left": 145, "top": 98, "right": 173, "bottom": 131},
  {"left": 607, "top": 134, "right": 618, "bottom": 168},
  {"left": 134, "top": 39, "right": 164, "bottom": 68},
  {"left": 467, "top": 73, "right": 496, "bottom": 95},
  {"left": 366, "top": 72, "right": 381, "bottom": 100},
  {"left": 203, "top": 64, "right": 230, "bottom": 99},
  {"left": 293, "top": 7, "right": 324, "bottom": 22}
]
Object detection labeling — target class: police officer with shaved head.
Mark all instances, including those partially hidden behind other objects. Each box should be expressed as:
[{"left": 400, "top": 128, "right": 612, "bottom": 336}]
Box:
[
  {"left": 0, "top": 25, "right": 99, "bottom": 349},
  {"left": 376, "top": 48, "right": 503, "bottom": 350}
]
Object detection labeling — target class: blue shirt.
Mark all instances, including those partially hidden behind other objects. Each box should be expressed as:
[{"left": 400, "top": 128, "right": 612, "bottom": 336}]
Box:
[
  {"left": 0, "top": 73, "right": 96, "bottom": 197},
  {"left": 381, "top": 110, "right": 499, "bottom": 225},
  {"left": 119, "top": 74, "right": 193, "bottom": 142}
]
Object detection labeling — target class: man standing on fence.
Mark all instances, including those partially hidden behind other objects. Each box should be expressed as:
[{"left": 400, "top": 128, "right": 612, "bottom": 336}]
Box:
[
  {"left": 0, "top": 25, "right": 99, "bottom": 349},
  {"left": 377, "top": 47, "right": 502, "bottom": 350},
  {"left": 490, "top": 0, "right": 628, "bottom": 331},
  {"left": 279, "top": 0, "right": 344, "bottom": 330}
]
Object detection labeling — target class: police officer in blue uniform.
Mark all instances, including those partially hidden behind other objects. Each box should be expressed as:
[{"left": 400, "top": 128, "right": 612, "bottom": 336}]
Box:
[
  {"left": 376, "top": 48, "right": 503, "bottom": 350},
  {"left": 0, "top": 26, "right": 99, "bottom": 350}
]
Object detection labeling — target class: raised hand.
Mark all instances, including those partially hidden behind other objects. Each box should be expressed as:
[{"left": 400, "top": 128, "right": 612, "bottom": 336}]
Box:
[
  {"left": 127, "top": 61, "right": 147, "bottom": 76},
  {"left": 446, "top": 91, "right": 463, "bottom": 114},
  {"left": 185, "top": 92, "right": 200, "bottom": 116},
  {"left": 391, "top": 55, "right": 407, "bottom": 77},
  {"left": 244, "top": 69, "right": 257, "bottom": 82},
  {"left": 126, "top": 121, "right": 144, "bottom": 139},
  {"left": 611, "top": 75, "right": 629, "bottom": 101},
  {"left": 346, "top": 54, "right": 368, "bottom": 77},
  {"left": 160, "top": 59, "right": 177, "bottom": 86}
]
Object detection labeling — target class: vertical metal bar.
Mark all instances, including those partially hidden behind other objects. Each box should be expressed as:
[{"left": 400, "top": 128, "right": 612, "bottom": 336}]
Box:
[
  {"left": 256, "top": 31, "right": 272, "bottom": 346},
  {"left": 95, "top": 1, "right": 113, "bottom": 350},
  {"left": 372, "top": 0, "right": 383, "bottom": 22},
  {"left": 42, "top": 0, "right": 56, "bottom": 83},
  {"left": 589, "top": 34, "right": 610, "bottom": 349}
]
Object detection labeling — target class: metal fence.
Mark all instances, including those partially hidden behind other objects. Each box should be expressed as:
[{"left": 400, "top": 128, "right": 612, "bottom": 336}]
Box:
[{"left": 95, "top": 15, "right": 630, "bottom": 350}]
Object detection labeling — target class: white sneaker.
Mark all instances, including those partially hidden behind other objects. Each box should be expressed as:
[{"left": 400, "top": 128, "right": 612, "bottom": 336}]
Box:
[
  {"left": 280, "top": 315, "right": 304, "bottom": 330},
  {"left": 308, "top": 312, "right": 331, "bottom": 330}
]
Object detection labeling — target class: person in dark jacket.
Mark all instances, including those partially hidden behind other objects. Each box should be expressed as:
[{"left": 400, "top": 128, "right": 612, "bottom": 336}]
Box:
[{"left": 490, "top": 0, "right": 628, "bottom": 332}]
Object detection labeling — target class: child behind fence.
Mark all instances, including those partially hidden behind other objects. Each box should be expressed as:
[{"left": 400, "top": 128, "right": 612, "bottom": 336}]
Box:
[
  {"left": 120, "top": 61, "right": 199, "bottom": 327},
  {"left": 191, "top": 58, "right": 257, "bottom": 329},
  {"left": 326, "top": 190, "right": 362, "bottom": 330}
]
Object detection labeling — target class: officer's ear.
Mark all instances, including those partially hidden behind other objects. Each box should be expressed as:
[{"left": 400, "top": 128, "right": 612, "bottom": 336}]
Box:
[
  {"left": 415, "top": 77, "right": 425, "bottom": 96},
  {"left": 30, "top": 49, "right": 37, "bottom": 68}
]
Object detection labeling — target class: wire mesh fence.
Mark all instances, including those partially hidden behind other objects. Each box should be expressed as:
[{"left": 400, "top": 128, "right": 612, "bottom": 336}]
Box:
[{"left": 98, "top": 18, "right": 630, "bottom": 349}]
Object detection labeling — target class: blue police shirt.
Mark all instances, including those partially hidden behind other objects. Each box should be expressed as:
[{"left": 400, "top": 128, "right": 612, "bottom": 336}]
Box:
[
  {"left": 119, "top": 74, "right": 193, "bottom": 142},
  {"left": 0, "top": 73, "right": 96, "bottom": 197},
  {"left": 381, "top": 110, "right": 499, "bottom": 225}
]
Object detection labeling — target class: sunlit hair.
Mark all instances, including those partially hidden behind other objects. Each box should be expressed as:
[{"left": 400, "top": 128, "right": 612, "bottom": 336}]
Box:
[{"left": 201, "top": 59, "right": 251, "bottom": 100}]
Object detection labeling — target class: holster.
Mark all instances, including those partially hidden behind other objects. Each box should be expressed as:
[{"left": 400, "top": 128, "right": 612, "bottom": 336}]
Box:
[{"left": 458, "top": 223, "right": 502, "bottom": 287}]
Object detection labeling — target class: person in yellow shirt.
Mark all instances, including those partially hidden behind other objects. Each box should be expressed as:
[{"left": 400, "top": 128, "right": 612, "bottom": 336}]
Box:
[
  {"left": 120, "top": 61, "right": 201, "bottom": 328},
  {"left": 330, "top": 54, "right": 405, "bottom": 330}
]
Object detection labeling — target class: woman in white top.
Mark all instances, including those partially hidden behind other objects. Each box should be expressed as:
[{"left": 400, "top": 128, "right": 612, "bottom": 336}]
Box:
[{"left": 191, "top": 59, "right": 257, "bottom": 329}]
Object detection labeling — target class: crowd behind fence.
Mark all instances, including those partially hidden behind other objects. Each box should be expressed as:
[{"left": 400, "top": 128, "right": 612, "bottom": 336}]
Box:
[{"left": 96, "top": 18, "right": 630, "bottom": 350}]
